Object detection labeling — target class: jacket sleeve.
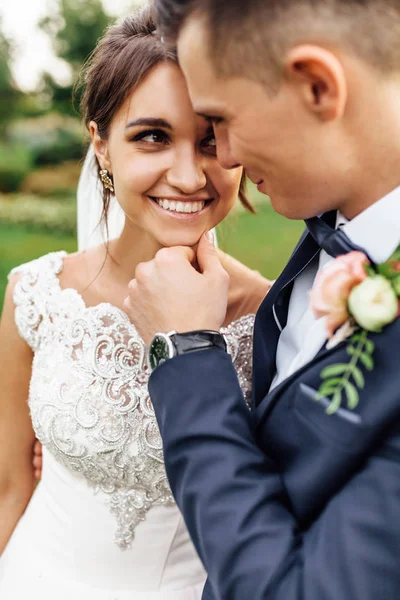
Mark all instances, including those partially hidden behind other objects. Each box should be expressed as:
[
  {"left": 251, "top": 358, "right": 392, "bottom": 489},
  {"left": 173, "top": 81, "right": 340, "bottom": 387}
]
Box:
[{"left": 149, "top": 349, "right": 400, "bottom": 600}]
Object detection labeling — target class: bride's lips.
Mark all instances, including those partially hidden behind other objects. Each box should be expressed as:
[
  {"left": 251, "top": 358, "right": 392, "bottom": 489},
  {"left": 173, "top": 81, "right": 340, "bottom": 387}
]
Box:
[{"left": 148, "top": 196, "right": 214, "bottom": 221}]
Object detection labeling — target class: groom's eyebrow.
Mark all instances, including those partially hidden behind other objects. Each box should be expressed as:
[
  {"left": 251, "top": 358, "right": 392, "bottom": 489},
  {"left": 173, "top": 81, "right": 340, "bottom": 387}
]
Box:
[
  {"left": 196, "top": 112, "right": 225, "bottom": 125},
  {"left": 196, "top": 113, "right": 216, "bottom": 121},
  {"left": 125, "top": 118, "right": 173, "bottom": 129}
]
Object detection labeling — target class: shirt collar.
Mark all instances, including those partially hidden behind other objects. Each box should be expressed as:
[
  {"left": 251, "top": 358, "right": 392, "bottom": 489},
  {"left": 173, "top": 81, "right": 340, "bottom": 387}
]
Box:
[{"left": 337, "top": 185, "right": 400, "bottom": 264}]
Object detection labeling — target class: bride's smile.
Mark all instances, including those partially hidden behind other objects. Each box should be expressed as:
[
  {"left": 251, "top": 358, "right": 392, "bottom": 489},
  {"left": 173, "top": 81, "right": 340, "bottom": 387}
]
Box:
[{"left": 149, "top": 194, "right": 214, "bottom": 219}]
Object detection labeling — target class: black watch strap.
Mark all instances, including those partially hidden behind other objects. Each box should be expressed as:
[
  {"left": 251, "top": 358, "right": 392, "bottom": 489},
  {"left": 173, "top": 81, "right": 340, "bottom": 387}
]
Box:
[{"left": 171, "top": 330, "right": 227, "bottom": 355}]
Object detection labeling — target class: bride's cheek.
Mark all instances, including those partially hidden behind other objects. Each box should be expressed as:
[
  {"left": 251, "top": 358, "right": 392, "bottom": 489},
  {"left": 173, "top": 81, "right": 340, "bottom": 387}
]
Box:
[
  {"left": 215, "top": 173, "right": 242, "bottom": 214},
  {"left": 113, "top": 168, "right": 155, "bottom": 205}
]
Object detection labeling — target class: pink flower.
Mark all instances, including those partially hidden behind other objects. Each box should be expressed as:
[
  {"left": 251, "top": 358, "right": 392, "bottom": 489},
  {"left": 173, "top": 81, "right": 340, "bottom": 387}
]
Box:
[
  {"left": 310, "top": 252, "right": 369, "bottom": 337},
  {"left": 389, "top": 260, "right": 400, "bottom": 272}
]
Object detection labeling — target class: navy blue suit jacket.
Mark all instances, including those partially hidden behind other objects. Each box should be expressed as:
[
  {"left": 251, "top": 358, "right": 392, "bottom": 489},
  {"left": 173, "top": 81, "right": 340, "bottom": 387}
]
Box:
[{"left": 149, "top": 228, "right": 400, "bottom": 599}]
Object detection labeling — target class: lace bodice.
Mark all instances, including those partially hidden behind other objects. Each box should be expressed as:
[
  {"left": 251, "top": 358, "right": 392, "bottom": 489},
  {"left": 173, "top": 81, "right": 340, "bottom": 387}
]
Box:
[{"left": 10, "top": 252, "right": 255, "bottom": 550}]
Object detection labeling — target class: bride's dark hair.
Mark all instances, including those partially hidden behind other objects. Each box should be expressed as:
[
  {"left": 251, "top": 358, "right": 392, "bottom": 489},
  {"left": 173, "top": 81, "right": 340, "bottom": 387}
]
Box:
[{"left": 79, "top": 5, "right": 253, "bottom": 232}]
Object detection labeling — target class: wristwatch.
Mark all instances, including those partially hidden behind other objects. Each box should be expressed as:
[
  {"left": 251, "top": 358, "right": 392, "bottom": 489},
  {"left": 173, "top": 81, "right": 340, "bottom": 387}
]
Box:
[{"left": 148, "top": 330, "right": 227, "bottom": 372}]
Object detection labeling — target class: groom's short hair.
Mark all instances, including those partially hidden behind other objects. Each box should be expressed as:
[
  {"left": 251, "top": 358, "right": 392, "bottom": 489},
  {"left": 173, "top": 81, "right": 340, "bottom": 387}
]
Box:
[{"left": 153, "top": 0, "right": 400, "bottom": 85}]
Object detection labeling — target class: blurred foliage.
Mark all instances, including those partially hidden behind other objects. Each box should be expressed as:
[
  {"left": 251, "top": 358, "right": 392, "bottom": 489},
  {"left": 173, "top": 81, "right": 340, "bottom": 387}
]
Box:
[
  {"left": 0, "top": 193, "right": 76, "bottom": 235},
  {"left": 0, "top": 142, "right": 33, "bottom": 193},
  {"left": 0, "top": 20, "right": 21, "bottom": 134},
  {"left": 17, "top": 92, "right": 51, "bottom": 119},
  {"left": 9, "top": 114, "right": 85, "bottom": 166},
  {"left": 39, "top": 0, "right": 112, "bottom": 116},
  {"left": 0, "top": 2, "right": 125, "bottom": 192},
  {"left": 21, "top": 160, "right": 82, "bottom": 196}
]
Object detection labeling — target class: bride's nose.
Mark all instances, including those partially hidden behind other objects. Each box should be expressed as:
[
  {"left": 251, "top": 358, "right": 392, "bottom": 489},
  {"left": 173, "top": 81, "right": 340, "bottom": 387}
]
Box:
[{"left": 166, "top": 148, "right": 207, "bottom": 194}]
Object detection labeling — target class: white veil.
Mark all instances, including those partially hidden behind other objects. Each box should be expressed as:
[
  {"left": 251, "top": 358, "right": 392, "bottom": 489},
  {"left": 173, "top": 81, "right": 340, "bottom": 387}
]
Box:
[
  {"left": 77, "top": 145, "right": 125, "bottom": 250},
  {"left": 77, "top": 144, "right": 217, "bottom": 251}
]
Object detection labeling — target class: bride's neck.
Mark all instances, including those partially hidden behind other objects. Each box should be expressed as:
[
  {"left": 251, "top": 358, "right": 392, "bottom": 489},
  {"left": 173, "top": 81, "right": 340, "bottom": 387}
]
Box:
[{"left": 108, "top": 222, "right": 163, "bottom": 281}]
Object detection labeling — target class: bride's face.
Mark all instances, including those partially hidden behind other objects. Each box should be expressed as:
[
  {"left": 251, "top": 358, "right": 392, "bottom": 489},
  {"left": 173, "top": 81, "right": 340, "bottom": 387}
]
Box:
[{"left": 91, "top": 61, "right": 242, "bottom": 247}]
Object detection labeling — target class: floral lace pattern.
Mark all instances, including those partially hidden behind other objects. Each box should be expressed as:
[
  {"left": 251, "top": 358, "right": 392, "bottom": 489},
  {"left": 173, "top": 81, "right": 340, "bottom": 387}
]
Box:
[{"left": 10, "top": 252, "right": 255, "bottom": 550}]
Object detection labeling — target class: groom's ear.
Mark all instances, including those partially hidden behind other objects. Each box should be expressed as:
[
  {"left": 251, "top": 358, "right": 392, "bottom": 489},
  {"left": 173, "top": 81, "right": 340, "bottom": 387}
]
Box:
[
  {"left": 89, "top": 121, "right": 112, "bottom": 172},
  {"left": 284, "top": 45, "right": 348, "bottom": 121}
]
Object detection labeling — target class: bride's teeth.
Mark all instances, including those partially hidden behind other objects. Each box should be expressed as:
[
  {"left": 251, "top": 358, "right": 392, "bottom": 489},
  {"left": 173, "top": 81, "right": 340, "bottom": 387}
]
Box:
[
  {"left": 154, "top": 198, "right": 206, "bottom": 213},
  {"left": 157, "top": 199, "right": 168, "bottom": 209}
]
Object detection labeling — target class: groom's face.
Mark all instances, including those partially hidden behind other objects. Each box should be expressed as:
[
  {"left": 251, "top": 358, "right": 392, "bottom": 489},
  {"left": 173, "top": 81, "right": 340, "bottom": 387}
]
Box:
[{"left": 178, "top": 17, "right": 347, "bottom": 220}]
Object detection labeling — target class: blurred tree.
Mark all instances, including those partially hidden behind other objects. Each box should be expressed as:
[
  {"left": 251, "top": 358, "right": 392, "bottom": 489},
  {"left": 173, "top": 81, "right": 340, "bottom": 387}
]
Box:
[
  {"left": 0, "top": 20, "right": 21, "bottom": 135},
  {"left": 39, "top": 0, "right": 112, "bottom": 116}
]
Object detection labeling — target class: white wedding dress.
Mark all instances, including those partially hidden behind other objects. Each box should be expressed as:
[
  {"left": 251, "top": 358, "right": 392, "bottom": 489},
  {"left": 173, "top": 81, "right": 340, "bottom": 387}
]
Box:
[{"left": 0, "top": 251, "right": 254, "bottom": 600}]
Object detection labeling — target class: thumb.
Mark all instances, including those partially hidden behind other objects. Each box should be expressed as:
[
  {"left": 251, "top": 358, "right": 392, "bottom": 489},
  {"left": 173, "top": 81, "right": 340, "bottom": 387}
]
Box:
[
  {"left": 196, "top": 230, "right": 221, "bottom": 274},
  {"left": 176, "top": 246, "right": 196, "bottom": 264}
]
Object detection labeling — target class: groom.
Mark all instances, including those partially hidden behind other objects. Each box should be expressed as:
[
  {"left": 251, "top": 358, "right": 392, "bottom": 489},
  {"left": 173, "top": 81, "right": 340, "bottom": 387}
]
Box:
[{"left": 125, "top": 1, "right": 400, "bottom": 598}]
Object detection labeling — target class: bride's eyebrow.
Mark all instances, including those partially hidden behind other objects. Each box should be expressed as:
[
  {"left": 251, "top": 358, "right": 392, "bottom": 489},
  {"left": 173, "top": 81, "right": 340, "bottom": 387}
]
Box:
[{"left": 125, "top": 118, "right": 173, "bottom": 130}]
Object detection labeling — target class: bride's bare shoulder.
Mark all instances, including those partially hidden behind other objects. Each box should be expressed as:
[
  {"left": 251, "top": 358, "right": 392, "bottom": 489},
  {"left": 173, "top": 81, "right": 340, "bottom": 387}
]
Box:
[{"left": 57, "top": 245, "right": 107, "bottom": 292}]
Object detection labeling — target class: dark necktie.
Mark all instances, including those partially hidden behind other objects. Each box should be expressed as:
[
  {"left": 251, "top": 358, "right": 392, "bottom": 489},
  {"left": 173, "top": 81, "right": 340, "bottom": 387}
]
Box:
[{"left": 305, "top": 215, "right": 370, "bottom": 260}]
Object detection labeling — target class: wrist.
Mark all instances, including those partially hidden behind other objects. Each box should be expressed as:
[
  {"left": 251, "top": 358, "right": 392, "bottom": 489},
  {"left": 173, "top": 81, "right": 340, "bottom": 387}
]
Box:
[{"left": 148, "top": 330, "right": 227, "bottom": 372}]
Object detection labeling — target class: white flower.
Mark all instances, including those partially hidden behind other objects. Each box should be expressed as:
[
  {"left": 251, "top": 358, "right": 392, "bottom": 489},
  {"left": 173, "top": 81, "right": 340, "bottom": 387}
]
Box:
[{"left": 348, "top": 275, "right": 398, "bottom": 332}]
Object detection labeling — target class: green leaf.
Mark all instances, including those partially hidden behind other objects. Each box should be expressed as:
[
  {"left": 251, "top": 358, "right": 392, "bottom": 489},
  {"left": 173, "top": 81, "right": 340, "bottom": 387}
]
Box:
[
  {"left": 326, "top": 390, "right": 342, "bottom": 415},
  {"left": 358, "top": 352, "right": 374, "bottom": 371},
  {"left": 389, "top": 248, "right": 400, "bottom": 263},
  {"left": 376, "top": 263, "right": 392, "bottom": 278},
  {"left": 365, "top": 265, "right": 377, "bottom": 277},
  {"left": 343, "top": 380, "right": 359, "bottom": 410},
  {"left": 321, "top": 364, "right": 348, "bottom": 379},
  {"left": 391, "top": 275, "right": 400, "bottom": 297},
  {"left": 317, "top": 378, "right": 342, "bottom": 399},
  {"left": 377, "top": 258, "right": 400, "bottom": 281},
  {"left": 351, "top": 365, "right": 365, "bottom": 388},
  {"left": 364, "top": 338, "right": 375, "bottom": 354},
  {"left": 350, "top": 332, "right": 363, "bottom": 343}
]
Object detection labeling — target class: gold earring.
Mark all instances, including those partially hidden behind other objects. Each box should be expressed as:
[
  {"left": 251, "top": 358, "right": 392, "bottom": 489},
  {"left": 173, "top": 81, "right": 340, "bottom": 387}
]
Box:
[{"left": 100, "top": 169, "right": 115, "bottom": 194}]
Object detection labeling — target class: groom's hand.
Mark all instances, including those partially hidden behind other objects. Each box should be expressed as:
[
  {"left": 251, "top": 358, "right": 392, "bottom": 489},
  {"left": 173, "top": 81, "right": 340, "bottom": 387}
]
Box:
[{"left": 124, "top": 232, "right": 229, "bottom": 345}]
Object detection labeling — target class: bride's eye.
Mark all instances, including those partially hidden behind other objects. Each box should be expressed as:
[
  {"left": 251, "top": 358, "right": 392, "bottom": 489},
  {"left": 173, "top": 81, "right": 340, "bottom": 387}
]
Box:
[
  {"left": 131, "top": 129, "right": 170, "bottom": 144},
  {"left": 201, "top": 134, "right": 217, "bottom": 156}
]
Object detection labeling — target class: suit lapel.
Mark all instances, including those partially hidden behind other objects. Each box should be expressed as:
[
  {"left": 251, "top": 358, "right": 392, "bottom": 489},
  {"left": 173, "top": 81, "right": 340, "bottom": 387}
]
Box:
[
  {"left": 252, "top": 230, "right": 320, "bottom": 407},
  {"left": 252, "top": 211, "right": 338, "bottom": 409},
  {"left": 254, "top": 334, "right": 350, "bottom": 428}
]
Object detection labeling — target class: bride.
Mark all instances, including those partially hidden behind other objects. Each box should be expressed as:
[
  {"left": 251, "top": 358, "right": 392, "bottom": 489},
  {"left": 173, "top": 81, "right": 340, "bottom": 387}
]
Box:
[{"left": 0, "top": 6, "right": 270, "bottom": 599}]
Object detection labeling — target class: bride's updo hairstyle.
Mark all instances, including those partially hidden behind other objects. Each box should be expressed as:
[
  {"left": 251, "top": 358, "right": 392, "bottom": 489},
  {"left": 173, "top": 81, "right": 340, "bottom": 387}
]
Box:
[{"left": 80, "top": 6, "right": 253, "bottom": 230}]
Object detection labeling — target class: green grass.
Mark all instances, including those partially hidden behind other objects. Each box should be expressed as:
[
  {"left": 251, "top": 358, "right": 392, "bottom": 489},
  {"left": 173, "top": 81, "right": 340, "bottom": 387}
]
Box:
[
  {"left": 0, "top": 224, "right": 77, "bottom": 310},
  {"left": 217, "top": 201, "right": 304, "bottom": 280},
  {"left": 0, "top": 202, "right": 304, "bottom": 313}
]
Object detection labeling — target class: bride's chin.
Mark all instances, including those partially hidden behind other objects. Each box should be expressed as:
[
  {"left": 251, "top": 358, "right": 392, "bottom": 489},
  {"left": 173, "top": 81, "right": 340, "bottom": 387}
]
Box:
[{"left": 158, "top": 233, "right": 203, "bottom": 248}]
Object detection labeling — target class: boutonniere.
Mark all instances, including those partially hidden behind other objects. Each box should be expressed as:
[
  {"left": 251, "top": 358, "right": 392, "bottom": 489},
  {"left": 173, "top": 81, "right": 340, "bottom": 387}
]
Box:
[{"left": 309, "top": 248, "right": 400, "bottom": 414}]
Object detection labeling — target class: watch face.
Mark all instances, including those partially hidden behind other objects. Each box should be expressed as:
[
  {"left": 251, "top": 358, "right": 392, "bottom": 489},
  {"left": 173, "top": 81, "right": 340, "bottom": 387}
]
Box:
[{"left": 149, "top": 334, "right": 173, "bottom": 371}]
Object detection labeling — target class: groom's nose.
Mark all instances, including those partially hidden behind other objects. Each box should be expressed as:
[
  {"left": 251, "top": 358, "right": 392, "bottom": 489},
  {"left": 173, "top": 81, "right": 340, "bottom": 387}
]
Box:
[{"left": 215, "top": 129, "right": 241, "bottom": 171}]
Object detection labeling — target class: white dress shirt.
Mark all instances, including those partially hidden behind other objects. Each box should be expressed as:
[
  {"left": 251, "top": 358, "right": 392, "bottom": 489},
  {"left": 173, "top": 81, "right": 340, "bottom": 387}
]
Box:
[{"left": 270, "top": 186, "right": 400, "bottom": 391}]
